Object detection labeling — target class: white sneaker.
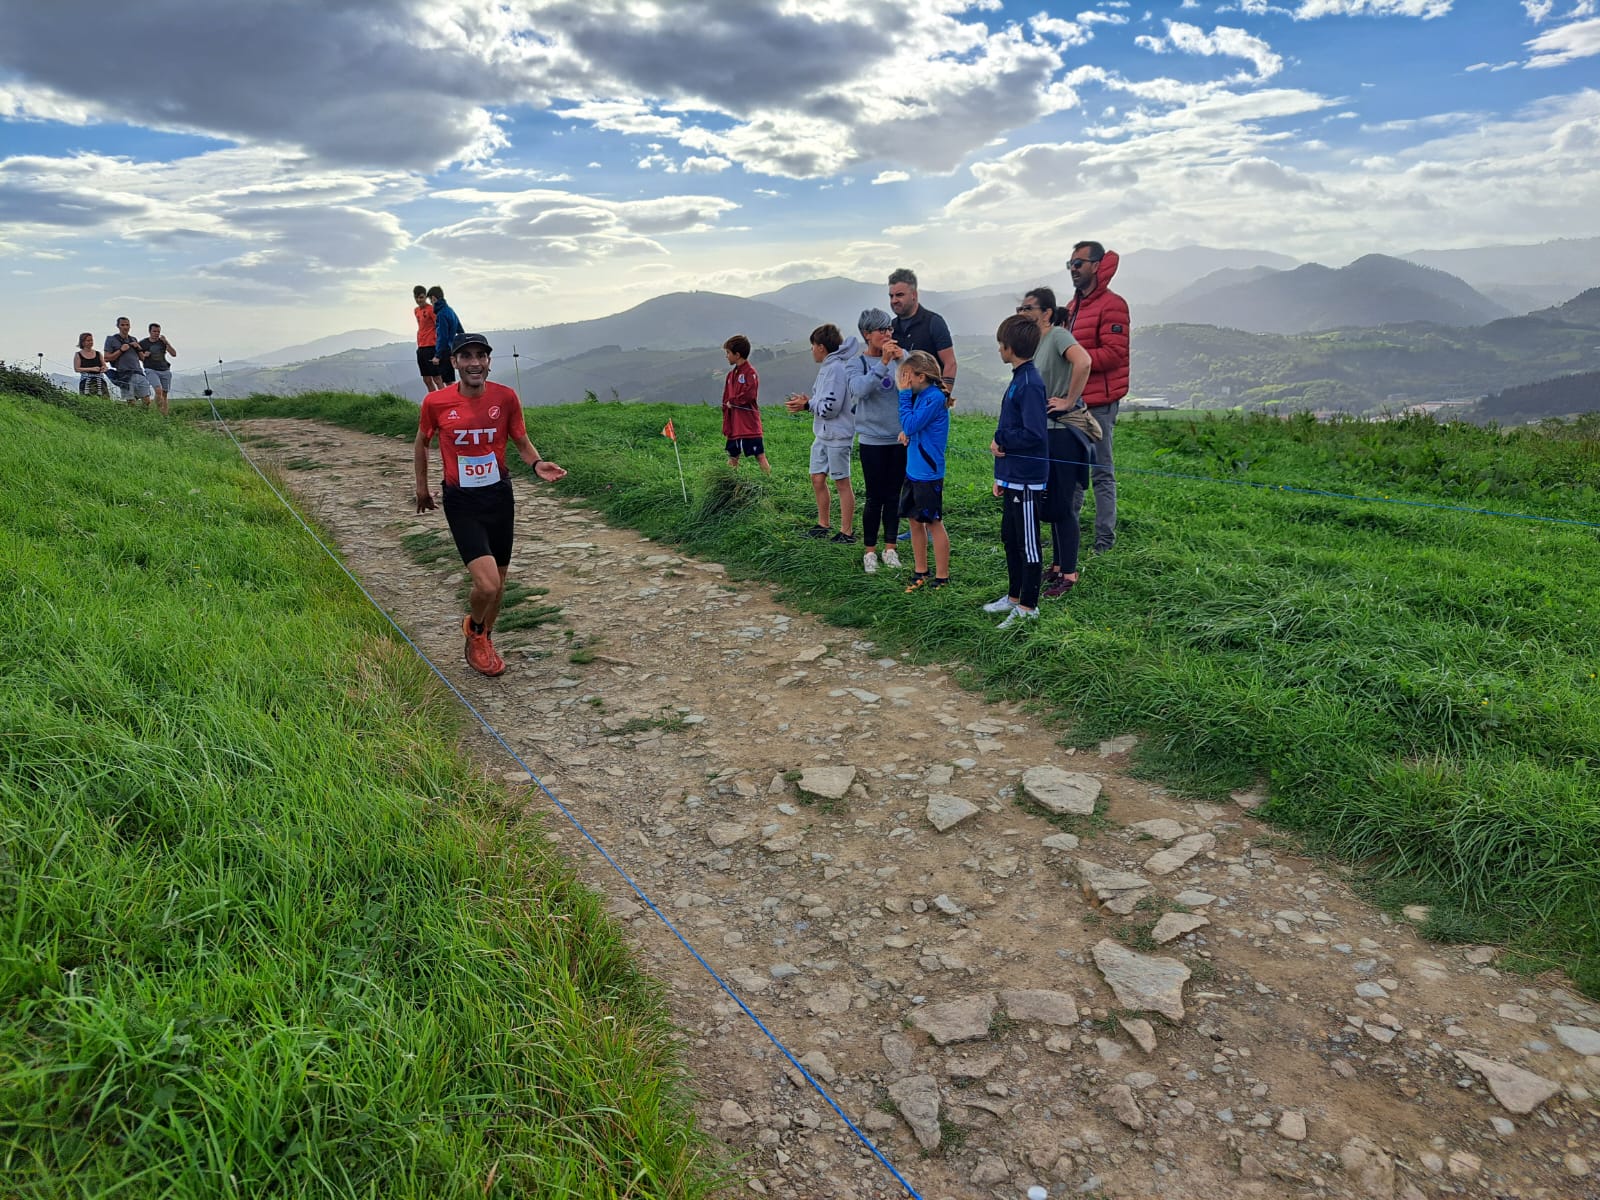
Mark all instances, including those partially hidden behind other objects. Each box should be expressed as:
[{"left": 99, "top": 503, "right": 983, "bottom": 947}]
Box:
[
  {"left": 982, "top": 595, "right": 1018, "bottom": 614},
  {"left": 997, "top": 606, "right": 1039, "bottom": 629},
  {"left": 863, "top": 551, "right": 879, "bottom": 574},
  {"left": 881, "top": 548, "right": 901, "bottom": 569}
]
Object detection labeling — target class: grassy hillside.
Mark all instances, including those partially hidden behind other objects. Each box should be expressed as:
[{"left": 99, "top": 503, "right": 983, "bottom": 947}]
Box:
[
  {"left": 208, "top": 392, "right": 1600, "bottom": 997},
  {"left": 0, "top": 388, "right": 719, "bottom": 1197}
]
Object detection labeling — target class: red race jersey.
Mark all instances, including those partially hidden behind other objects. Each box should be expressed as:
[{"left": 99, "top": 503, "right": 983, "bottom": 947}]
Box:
[
  {"left": 419, "top": 381, "right": 527, "bottom": 489},
  {"left": 415, "top": 303, "right": 437, "bottom": 347}
]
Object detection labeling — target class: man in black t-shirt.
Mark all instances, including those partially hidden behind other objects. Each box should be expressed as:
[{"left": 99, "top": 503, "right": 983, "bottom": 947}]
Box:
[
  {"left": 139, "top": 323, "right": 176, "bottom": 416},
  {"left": 887, "top": 267, "right": 957, "bottom": 394}
]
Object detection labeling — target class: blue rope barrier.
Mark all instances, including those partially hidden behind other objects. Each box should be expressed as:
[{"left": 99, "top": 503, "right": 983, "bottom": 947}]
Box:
[
  {"left": 946, "top": 444, "right": 1600, "bottom": 532},
  {"left": 204, "top": 400, "right": 926, "bottom": 1200}
]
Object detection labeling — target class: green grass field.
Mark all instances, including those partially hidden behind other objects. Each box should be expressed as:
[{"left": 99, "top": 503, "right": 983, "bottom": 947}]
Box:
[
  {"left": 203, "top": 390, "right": 1600, "bottom": 997},
  {"left": 0, "top": 390, "right": 721, "bottom": 1197}
]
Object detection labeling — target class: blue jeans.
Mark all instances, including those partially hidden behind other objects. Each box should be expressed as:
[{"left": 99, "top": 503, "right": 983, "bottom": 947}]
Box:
[{"left": 1070, "top": 399, "right": 1118, "bottom": 549}]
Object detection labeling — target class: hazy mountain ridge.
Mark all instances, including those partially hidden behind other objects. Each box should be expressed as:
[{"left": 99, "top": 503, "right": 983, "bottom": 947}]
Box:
[{"left": 1148, "top": 254, "right": 1510, "bottom": 332}]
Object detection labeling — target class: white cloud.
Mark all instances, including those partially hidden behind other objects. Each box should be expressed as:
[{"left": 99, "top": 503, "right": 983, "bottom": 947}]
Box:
[
  {"left": 1135, "top": 21, "right": 1283, "bottom": 80},
  {"left": 1293, "top": 0, "right": 1451, "bottom": 16},
  {"left": 1523, "top": 0, "right": 1555, "bottom": 21},
  {"left": 872, "top": 171, "right": 911, "bottom": 185},
  {"left": 1525, "top": 17, "right": 1600, "bottom": 65},
  {"left": 1079, "top": 10, "right": 1129, "bottom": 23},
  {"left": 417, "top": 187, "right": 739, "bottom": 264},
  {"left": 1030, "top": 14, "right": 1093, "bottom": 46}
]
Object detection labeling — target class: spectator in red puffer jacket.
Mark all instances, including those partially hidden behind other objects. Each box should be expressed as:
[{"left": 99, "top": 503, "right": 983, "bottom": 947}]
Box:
[{"left": 1065, "top": 242, "right": 1130, "bottom": 553}]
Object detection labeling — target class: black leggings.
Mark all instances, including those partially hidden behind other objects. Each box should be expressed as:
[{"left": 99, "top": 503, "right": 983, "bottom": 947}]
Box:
[
  {"left": 858, "top": 442, "right": 907, "bottom": 548},
  {"left": 1047, "top": 427, "right": 1082, "bottom": 574}
]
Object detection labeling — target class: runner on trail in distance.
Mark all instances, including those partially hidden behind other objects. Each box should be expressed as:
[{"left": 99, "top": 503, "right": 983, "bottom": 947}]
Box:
[{"left": 413, "top": 333, "right": 566, "bottom": 677}]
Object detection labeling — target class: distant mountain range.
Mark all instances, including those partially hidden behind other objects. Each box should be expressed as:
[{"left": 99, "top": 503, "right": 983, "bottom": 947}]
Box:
[
  {"left": 174, "top": 240, "right": 1599, "bottom": 422},
  {"left": 1148, "top": 254, "right": 1510, "bottom": 332}
]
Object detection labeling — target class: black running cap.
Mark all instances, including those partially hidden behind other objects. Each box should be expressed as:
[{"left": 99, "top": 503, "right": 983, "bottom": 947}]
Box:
[{"left": 453, "top": 333, "right": 493, "bottom": 354}]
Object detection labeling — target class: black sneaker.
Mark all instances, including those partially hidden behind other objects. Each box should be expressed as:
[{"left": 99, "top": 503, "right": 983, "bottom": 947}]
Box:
[
  {"left": 829, "top": 530, "right": 856, "bottom": 543},
  {"left": 804, "top": 525, "right": 831, "bottom": 539},
  {"left": 928, "top": 576, "right": 951, "bottom": 589}
]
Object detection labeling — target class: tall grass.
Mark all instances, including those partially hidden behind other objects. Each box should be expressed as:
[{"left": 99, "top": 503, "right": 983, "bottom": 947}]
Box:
[
  {"left": 0, "top": 394, "right": 720, "bottom": 1197},
  {"left": 209, "top": 393, "right": 1600, "bottom": 996}
]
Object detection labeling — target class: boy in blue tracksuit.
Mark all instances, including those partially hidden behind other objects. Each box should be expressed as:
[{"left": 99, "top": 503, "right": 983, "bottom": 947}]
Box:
[
  {"left": 895, "top": 350, "right": 952, "bottom": 591},
  {"left": 427, "top": 285, "right": 463, "bottom": 386},
  {"left": 985, "top": 314, "right": 1049, "bottom": 627}
]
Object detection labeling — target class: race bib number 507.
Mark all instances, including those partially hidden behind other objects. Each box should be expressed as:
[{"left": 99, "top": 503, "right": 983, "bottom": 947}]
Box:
[{"left": 457, "top": 452, "right": 501, "bottom": 487}]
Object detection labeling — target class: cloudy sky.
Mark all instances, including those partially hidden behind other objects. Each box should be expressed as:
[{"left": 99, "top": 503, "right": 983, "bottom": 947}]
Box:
[{"left": 3, "top": 0, "right": 1598, "bottom": 368}]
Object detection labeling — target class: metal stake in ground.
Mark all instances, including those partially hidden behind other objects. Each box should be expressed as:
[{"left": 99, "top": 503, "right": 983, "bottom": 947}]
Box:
[
  {"left": 661, "top": 416, "right": 688, "bottom": 503},
  {"left": 512, "top": 344, "right": 522, "bottom": 395}
]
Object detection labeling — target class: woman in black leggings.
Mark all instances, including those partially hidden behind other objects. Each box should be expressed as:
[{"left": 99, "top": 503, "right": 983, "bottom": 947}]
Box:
[{"left": 850, "top": 308, "right": 907, "bottom": 574}]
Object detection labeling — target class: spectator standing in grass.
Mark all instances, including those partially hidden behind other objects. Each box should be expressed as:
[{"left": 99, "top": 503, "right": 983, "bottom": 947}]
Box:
[
  {"left": 105, "top": 317, "right": 152, "bottom": 406},
  {"left": 785, "top": 323, "right": 858, "bottom": 542},
  {"left": 887, "top": 267, "right": 957, "bottom": 393},
  {"left": 414, "top": 284, "right": 443, "bottom": 392},
  {"left": 139, "top": 323, "right": 176, "bottom": 415},
  {"left": 850, "top": 307, "right": 906, "bottom": 573},
  {"left": 721, "top": 334, "right": 770, "bottom": 473},
  {"left": 984, "top": 314, "right": 1049, "bottom": 628},
  {"left": 414, "top": 333, "right": 566, "bottom": 678},
  {"left": 1065, "top": 242, "right": 1130, "bottom": 553},
  {"left": 896, "top": 350, "right": 951, "bottom": 592},
  {"left": 427, "top": 286, "right": 461, "bottom": 386},
  {"left": 1019, "top": 287, "right": 1092, "bottom": 596},
  {"left": 73, "top": 332, "right": 109, "bottom": 397}
]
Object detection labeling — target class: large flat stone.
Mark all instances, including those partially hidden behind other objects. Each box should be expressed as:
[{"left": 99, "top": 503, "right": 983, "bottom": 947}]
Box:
[
  {"left": 797, "top": 765, "right": 856, "bottom": 800},
  {"left": 1455, "top": 1050, "right": 1561, "bottom": 1114},
  {"left": 888, "top": 1074, "right": 942, "bottom": 1151},
  {"left": 910, "top": 993, "right": 997, "bottom": 1045},
  {"left": 1022, "top": 766, "right": 1100, "bottom": 815},
  {"left": 1077, "top": 859, "right": 1154, "bottom": 915},
  {"left": 1552, "top": 1024, "right": 1600, "bottom": 1056},
  {"left": 1091, "top": 939, "right": 1190, "bottom": 1021},
  {"left": 926, "top": 793, "right": 981, "bottom": 833},
  {"left": 1151, "top": 912, "right": 1211, "bottom": 944},
  {"left": 1143, "top": 832, "right": 1216, "bottom": 876},
  {"left": 999, "top": 989, "right": 1079, "bottom": 1026}
]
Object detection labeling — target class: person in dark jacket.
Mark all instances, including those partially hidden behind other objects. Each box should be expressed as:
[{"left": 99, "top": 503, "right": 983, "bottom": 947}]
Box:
[
  {"left": 984, "top": 314, "right": 1049, "bottom": 628},
  {"left": 426, "top": 286, "right": 461, "bottom": 386},
  {"left": 1065, "top": 242, "right": 1130, "bottom": 552}
]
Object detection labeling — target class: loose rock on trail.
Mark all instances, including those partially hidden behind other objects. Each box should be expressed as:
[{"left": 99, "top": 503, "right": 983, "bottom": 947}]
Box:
[{"left": 248, "top": 419, "right": 1600, "bottom": 1200}]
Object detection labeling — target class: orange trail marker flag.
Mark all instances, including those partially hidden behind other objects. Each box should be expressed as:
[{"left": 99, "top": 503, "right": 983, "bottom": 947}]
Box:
[{"left": 662, "top": 415, "right": 687, "bottom": 502}]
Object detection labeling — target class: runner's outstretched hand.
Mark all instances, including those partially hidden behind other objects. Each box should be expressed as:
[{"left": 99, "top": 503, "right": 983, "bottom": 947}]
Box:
[
  {"left": 415, "top": 488, "right": 436, "bottom": 514},
  {"left": 534, "top": 461, "right": 567, "bottom": 482}
]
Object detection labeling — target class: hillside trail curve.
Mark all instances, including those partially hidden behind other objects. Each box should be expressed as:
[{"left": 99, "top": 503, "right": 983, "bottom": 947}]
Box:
[{"left": 240, "top": 418, "right": 1599, "bottom": 1200}]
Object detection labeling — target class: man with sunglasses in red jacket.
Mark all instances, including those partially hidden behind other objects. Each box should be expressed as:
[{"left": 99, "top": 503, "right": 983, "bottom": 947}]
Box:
[{"left": 1065, "top": 241, "right": 1130, "bottom": 554}]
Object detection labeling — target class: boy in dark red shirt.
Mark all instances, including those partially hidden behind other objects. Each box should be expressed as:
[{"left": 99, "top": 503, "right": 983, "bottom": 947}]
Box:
[
  {"left": 721, "top": 334, "right": 770, "bottom": 474},
  {"left": 414, "top": 333, "right": 566, "bottom": 677}
]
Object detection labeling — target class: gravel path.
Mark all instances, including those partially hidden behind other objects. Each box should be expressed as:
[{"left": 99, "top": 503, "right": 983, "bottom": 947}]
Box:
[{"left": 245, "top": 418, "right": 1600, "bottom": 1200}]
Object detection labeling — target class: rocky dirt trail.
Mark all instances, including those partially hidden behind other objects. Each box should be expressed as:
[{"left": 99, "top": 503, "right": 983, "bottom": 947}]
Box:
[{"left": 242, "top": 419, "right": 1599, "bottom": 1200}]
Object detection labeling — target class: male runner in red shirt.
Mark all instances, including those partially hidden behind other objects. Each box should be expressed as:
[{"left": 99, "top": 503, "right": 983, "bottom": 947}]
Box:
[{"left": 413, "top": 333, "right": 566, "bottom": 676}]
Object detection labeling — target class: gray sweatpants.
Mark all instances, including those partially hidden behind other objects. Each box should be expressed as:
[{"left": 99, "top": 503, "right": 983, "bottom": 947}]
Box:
[{"left": 1070, "top": 399, "right": 1119, "bottom": 550}]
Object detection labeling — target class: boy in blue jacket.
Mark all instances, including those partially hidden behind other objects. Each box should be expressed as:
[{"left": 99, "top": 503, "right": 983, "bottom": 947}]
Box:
[
  {"left": 985, "top": 314, "right": 1048, "bottom": 627},
  {"left": 896, "top": 350, "right": 952, "bottom": 591}
]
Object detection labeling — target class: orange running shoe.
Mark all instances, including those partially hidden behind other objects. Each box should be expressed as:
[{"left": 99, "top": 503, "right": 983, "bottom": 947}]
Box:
[{"left": 462, "top": 616, "right": 505, "bottom": 677}]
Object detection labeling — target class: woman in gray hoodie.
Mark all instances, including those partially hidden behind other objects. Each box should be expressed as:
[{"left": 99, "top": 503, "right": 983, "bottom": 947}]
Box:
[
  {"left": 786, "top": 323, "right": 859, "bottom": 541},
  {"left": 849, "top": 307, "right": 906, "bottom": 572}
]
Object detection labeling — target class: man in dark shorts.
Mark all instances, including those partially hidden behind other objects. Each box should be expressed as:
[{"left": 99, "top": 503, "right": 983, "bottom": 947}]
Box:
[
  {"left": 427, "top": 285, "right": 461, "bottom": 386},
  {"left": 413, "top": 333, "right": 566, "bottom": 677},
  {"left": 413, "top": 284, "right": 443, "bottom": 392},
  {"left": 139, "top": 323, "right": 176, "bottom": 415}
]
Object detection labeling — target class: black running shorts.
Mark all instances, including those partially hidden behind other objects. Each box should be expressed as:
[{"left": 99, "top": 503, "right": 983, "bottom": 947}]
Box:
[
  {"left": 898, "top": 477, "right": 944, "bottom": 523},
  {"left": 725, "top": 436, "right": 765, "bottom": 459},
  {"left": 416, "top": 346, "right": 436, "bottom": 377},
  {"left": 442, "top": 480, "right": 514, "bottom": 567}
]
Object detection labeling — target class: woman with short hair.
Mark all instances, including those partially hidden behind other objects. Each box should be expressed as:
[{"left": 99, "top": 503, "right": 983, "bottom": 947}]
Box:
[{"left": 849, "top": 307, "right": 906, "bottom": 573}]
